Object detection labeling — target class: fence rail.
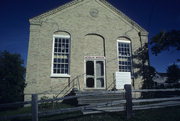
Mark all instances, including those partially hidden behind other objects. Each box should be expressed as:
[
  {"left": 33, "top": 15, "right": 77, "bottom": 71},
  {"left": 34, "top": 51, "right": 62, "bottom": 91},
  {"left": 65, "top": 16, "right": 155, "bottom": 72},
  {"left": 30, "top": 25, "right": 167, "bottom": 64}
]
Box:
[
  {"left": 0, "top": 101, "right": 31, "bottom": 108},
  {"left": 133, "top": 101, "right": 180, "bottom": 110},
  {"left": 133, "top": 96, "right": 180, "bottom": 103},
  {"left": 0, "top": 113, "right": 32, "bottom": 121},
  {"left": 133, "top": 88, "right": 180, "bottom": 92},
  {"left": 1, "top": 86, "right": 180, "bottom": 121}
]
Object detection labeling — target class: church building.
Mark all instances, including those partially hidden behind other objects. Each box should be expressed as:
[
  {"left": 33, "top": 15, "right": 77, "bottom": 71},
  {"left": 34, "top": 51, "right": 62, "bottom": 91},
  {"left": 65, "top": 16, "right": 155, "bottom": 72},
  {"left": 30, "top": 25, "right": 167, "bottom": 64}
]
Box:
[{"left": 25, "top": 0, "right": 148, "bottom": 100}]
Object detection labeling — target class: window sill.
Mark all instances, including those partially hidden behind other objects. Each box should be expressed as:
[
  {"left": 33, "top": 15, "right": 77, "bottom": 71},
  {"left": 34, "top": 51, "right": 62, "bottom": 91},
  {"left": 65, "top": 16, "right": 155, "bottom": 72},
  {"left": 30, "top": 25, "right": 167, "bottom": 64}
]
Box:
[{"left": 50, "top": 74, "right": 71, "bottom": 78}]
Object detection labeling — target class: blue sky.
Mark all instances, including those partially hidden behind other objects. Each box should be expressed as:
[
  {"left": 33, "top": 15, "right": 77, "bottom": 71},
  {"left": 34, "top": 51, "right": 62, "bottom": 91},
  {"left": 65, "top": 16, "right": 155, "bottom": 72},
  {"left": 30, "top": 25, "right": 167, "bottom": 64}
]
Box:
[{"left": 0, "top": 0, "right": 180, "bottom": 72}]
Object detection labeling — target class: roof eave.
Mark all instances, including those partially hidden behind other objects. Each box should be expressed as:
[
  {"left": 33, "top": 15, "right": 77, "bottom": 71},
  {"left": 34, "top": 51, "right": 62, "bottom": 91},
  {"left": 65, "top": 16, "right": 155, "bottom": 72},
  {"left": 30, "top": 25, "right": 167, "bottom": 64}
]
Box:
[
  {"left": 29, "top": 0, "right": 149, "bottom": 35},
  {"left": 99, "top": 0, "right": 148, "bottom": 35},
  {"left": 29, "top": 0, "right": 83, "bottom": 24}
]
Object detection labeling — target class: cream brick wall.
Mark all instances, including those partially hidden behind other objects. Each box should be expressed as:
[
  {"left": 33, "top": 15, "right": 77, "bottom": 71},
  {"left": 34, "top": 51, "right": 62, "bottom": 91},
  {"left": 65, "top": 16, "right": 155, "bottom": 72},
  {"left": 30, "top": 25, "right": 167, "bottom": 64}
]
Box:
[{"left": 25, "top": 0, "right": 148, "bottom": 100}]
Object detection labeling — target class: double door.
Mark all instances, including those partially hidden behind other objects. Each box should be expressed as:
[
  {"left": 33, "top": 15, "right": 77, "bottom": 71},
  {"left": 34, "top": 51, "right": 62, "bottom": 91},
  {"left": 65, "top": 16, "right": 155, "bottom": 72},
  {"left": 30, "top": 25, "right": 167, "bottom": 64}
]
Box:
[{"left": 85, "top": 57, "right": 105, "bottom": 89}]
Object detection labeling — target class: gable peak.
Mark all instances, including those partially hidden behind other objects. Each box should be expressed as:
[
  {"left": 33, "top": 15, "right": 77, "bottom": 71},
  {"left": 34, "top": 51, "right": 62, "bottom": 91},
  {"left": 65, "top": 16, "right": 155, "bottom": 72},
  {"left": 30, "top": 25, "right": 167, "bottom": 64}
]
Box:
[{"left": 29, "top": 0, "right": 147, "bottom": 34}]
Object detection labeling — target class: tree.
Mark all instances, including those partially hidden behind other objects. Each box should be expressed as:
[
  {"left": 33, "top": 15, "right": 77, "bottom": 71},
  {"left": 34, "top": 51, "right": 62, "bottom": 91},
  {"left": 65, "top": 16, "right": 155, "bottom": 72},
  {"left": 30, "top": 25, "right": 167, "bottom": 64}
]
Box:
[
  {"left": 166, "top": 64, "right": 180, "bottom": 83},
  {"left": 150, "top": 30, "right": 180, "bottom": 55},
  {"left": 133, "top": 44, "right": 156, "bottom": 89},
  {"left": 141, "top": 66, "right": 156, "bottom": 89},
  {"left": 133, "top": 44, "right": 156, "bottom": 98},
  {"left": 0, "top": 51, "right": 26, "bottom": 105}
]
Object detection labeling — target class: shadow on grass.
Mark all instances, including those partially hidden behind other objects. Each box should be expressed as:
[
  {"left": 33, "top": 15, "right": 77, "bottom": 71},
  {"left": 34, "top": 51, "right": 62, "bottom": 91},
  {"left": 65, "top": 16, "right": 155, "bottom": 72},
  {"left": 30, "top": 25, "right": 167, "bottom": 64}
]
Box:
[{"left": 39, "top": 111, "right": 126, "bottom": 121}]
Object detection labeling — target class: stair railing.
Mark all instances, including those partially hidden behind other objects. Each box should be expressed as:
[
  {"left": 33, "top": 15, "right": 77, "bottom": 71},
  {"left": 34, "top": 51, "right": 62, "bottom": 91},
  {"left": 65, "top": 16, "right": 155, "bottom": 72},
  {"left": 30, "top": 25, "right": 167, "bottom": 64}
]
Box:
[
  {"left": 55, "top": 73, "right": 85, "bottom": 98},
  {"left": 54, "top": 77, "right": 77, "bottom": 99},
  {"left": 107, "top": 73, "right": 116, "bottom": 90},
  {"left": 107, "top": 81, "right": 115, "bottom": 90}
]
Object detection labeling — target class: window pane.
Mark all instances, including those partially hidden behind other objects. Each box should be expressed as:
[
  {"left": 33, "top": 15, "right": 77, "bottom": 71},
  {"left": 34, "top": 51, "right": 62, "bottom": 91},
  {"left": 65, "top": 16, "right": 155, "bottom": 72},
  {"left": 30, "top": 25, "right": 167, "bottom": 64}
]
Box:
[
  {"left": 57, "top": 69, "right": 60, "bottom": 73},
  {"left": 86, "top": 61, "right": 94, "bottom": 76},
  {"left": 54, "top": 58, "right": 57, "bottom": 63},
  {"left": 96, "top": 78, "right": 104, "bottom": 88},
  {"left": 86, "top": 78, "right": 94, "bottom": 88},
  {"left": 53, "top": 69, "right": 57, "bottom": 73},
  {"left": 96, "top": 61, "right": 104, "bottom": 77},
  {"left": 54, "top": 48, "right": 57, "bottom": 52},
  {"left": 55, "top": 38, "right": 58, "bottom": 43},
  {"left": 65, "top": 69, "right": 68, "bottom": 74},
  {"left": 54, "top": 64, "right": 57, "bottom": 68},
  {"left": 66, "top": 39, "right": 69, "bottom": 43},
  {"left": 65, "top": 59, "right": 68, "bottom": 63},
  {"left": 62, "top": 39, "right": 65, "bottom": 43}
]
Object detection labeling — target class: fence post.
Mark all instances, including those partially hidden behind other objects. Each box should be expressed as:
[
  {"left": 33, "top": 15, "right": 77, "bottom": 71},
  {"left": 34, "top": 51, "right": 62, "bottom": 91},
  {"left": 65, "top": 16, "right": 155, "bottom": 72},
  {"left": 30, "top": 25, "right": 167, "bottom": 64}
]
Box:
[
  {"left": 124, "top": 84, "right": 133, "bottom": 119},
  {"left": 32, "top": 94, "right": 38, "bottom": 121}
]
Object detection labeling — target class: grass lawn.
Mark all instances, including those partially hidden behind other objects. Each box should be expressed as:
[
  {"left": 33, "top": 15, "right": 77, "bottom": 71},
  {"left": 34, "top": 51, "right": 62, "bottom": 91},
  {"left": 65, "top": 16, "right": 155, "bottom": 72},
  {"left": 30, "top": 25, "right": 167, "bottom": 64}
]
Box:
[
  {"left": 1, "top": 105, "right": 180, "bottom": 121},
  {"left": 40, "top": 106, "right": 180, "bottom": 121}
]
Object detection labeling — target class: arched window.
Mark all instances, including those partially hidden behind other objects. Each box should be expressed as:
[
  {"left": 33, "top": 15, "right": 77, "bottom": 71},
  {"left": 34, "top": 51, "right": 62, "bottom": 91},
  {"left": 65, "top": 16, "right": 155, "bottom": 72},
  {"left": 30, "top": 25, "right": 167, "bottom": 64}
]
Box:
[
  {"left": 51, "top": 33, "right": 71, "bottom": 77},
  {"left": 117, "top": 39, "right": 132, "bottom": 72}
]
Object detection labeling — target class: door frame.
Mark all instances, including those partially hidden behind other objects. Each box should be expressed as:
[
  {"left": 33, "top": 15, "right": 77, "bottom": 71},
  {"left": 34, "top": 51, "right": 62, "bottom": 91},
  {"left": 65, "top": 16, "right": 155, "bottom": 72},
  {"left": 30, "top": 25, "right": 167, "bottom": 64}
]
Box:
[{"left": 84, "top": 56, "right": 106, "bottom": 90}]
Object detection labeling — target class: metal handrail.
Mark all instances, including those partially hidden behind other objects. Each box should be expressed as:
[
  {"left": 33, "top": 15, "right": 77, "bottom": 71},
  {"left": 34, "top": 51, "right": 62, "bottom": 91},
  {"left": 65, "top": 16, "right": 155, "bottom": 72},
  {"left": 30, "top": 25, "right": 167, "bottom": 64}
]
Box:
[{"left": 55, "top": 73, "right": 85, "bottom": 98}]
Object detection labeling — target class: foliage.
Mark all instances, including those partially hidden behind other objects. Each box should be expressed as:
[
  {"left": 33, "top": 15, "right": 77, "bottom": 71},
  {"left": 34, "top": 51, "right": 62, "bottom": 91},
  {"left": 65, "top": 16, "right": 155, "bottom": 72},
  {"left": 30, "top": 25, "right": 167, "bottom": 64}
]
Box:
[
  {"left": 150, "top": 30, "right": 180, "bottom": 55},
  {"left": 166, "top": 64, "right": 180, "bottom": 83},
  {"left": 0, "top": 51, "right": 26, "bottom": 105},
  {"left": 133, "top": 44, "right": 156, "bottom": 98},
  {"left": 141, "top": 66, "right": 156, "bottom": 89},
  {"left": 62, "top": 89, "right": 78, "bottom": 106},
  {"left": 133, "top": 44, "right": 156, "bottom": 89},
  {"left": 39, "top": 96, "right": 52, "bottom": 110}
]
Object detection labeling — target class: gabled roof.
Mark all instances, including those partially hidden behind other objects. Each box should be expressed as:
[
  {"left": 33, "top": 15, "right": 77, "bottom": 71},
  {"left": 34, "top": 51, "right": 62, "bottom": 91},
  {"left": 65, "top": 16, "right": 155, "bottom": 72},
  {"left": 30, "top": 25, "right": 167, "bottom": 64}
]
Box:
[{"left": 29, "top": 0, "right": 148, "bottom": 34}]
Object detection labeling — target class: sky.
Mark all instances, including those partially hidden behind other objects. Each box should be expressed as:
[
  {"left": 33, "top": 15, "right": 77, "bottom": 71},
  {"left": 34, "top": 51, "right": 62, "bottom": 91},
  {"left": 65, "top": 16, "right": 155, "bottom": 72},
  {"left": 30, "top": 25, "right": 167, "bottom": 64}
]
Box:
[{"left": 0, "top": 0, "right": 180, "bottom": 72}]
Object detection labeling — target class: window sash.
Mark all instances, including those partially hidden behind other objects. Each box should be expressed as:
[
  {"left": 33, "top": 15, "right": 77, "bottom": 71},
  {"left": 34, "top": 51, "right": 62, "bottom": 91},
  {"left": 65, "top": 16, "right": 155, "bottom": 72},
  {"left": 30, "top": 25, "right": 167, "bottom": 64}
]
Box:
[
  {"left": 117, "top": 40, "right": 132, "bottom": 72},
  {"left": 51, "top": 35, "right": 70, "bottom": 77}
]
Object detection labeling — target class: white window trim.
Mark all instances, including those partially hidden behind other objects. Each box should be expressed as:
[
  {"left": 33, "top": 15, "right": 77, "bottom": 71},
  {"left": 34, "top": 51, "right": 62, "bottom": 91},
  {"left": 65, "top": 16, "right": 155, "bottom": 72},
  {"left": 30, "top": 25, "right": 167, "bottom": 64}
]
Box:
[
  {"left": 117, "top": 39, "right": 131, "bottom": 43},
  {"left": 53, "top": 35, "right": 70, "bottom": 38},
  {"left": 50, "top": 74, "right": 71, "bottom": 78},
  {"left": 84, "top": 57, "right": 106, "bottom": 89},
  {"left": 51, "top": 35, "right": 71, "bottom": 78},
  {"left": 117, "top": 40, "right": 132, "bottom": 72}
]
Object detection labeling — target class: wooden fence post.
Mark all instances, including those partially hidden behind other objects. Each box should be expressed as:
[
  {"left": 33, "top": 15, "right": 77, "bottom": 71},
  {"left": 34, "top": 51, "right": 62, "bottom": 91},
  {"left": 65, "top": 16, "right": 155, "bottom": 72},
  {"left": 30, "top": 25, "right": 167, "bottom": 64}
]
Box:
[
  {"left": 124, "top": 84, "right": 133, "bottom": 119},
  {"left": 32, "top": 94, "right": 38, "bottom": 121}
]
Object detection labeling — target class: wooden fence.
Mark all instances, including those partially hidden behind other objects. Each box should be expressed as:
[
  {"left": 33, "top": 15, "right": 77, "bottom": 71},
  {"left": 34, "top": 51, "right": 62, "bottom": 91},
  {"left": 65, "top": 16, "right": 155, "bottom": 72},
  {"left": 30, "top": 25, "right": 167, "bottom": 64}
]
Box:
[{"left": 0, "top": 85, "right": 180, "bottom": 121}]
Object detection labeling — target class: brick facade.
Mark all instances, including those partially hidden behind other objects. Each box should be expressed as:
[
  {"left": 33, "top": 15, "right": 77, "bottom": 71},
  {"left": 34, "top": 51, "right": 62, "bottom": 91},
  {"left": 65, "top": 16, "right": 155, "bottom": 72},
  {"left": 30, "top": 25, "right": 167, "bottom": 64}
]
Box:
[{"left": 25, "top": 0, "right": 148, "bottom": 100}]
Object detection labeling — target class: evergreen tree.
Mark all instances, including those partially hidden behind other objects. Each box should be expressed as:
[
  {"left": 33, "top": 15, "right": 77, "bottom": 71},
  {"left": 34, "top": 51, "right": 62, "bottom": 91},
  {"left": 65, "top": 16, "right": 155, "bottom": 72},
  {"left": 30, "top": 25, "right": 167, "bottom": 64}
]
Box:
[
  {"left": 166, "top": 64, "right": 180, "bottom": 83},
  {"left": 0, "top": 51, "right": 26, "bottom": 104},
  {"left": 150, "top": 30, "right": 180, "bottom": 56}
]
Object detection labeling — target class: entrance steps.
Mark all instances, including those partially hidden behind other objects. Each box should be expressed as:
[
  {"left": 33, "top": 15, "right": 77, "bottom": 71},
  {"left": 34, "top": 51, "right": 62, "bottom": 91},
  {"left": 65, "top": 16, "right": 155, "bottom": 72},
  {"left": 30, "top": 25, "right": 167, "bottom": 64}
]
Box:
[{"left": 75, "top": 90, "right": 126, "bottom": 114}]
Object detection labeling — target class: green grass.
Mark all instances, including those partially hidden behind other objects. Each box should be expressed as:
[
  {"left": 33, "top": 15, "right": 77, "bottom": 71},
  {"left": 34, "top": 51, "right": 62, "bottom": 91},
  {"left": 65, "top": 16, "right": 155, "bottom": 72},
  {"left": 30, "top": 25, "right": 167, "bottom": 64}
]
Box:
[
  {"left": 0, "top": 106, "right": 31, "bottom": 117},
  {"left": 0, "top": 106, "right": 32, "bottom": 121},
  {"left": 1, "top": 105, "right": 180, "bottom": 121},
  {"left": 0, "top": 103, "right": 74, "bottom": 121}
]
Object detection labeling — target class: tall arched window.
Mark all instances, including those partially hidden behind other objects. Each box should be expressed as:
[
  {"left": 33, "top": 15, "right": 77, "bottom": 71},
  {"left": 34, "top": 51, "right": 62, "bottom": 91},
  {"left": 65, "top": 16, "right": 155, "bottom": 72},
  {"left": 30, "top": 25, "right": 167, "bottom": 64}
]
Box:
[
  {"left": 51, "top": 34, "right": 70, "bottom": 77},
  {"left": 117, "top": 39, "right": 132, "bottom": 72}
]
